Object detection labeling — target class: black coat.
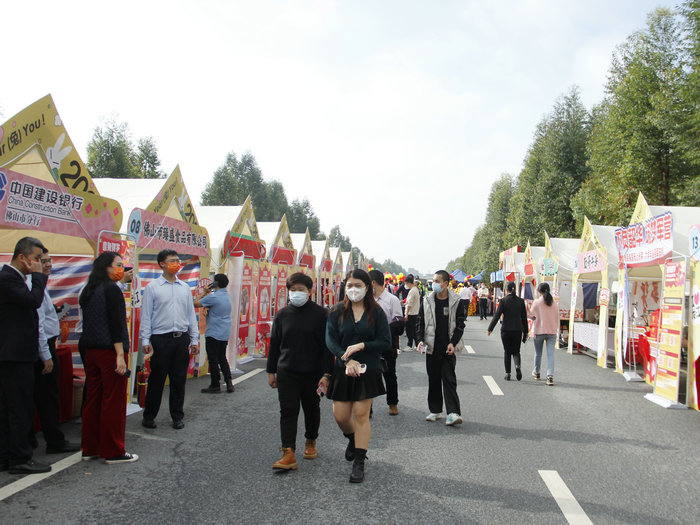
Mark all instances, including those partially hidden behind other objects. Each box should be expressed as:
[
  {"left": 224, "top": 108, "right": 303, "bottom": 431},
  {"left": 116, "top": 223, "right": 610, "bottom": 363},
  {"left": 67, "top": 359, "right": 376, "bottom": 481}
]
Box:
[
  {"left": 488, "top": 293, "right": 528, "bottom": 335},
  {"left": 0, "top": 265, "right": 47, "bottom": 362}
]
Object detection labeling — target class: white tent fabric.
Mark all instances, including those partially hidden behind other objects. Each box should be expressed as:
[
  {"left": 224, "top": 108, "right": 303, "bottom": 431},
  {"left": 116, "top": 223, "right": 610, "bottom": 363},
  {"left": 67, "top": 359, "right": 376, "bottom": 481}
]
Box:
[
  {"left": 193, "top": 205, "right": 243, "bottom": 271},
  {"left": 92, "top": 179, "right": 167, "bottom": 229},
  {"left": 257, "top": 222, "right": 281, "bottom": 259},
  {"left": 290, "top": 233, "right": 307, "bottom": 262},
  {"left": 310, "top": 240, "right": 328, "bottom": 266},
  {"left": 550, "top": 238, "right": 580, "bottom": 281}
]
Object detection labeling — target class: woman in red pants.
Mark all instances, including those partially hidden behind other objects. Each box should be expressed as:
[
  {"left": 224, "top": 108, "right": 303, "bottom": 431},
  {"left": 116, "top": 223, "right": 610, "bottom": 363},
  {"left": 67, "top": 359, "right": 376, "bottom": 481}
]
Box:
[{"left": 79, "top": 251, "right": 138, "bottom": 464}]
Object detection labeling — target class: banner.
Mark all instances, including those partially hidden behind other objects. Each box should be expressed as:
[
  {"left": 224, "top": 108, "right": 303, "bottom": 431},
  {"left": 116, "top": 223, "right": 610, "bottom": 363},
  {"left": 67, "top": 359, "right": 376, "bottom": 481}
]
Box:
[
  {"left": 576, "top": 249, "right": 606, "bottom": 274},
  {"left": 0, "top": 168, "right": 115, "bottom": 239},
  {"left": 689, "top": 225, "right": 700, "bottom": 411},
  {"left": 127, "top": 208, "right": 208, "bottom": 256},
  {"left": 653, "top": 260, "right": 686, "bottom": 402},
  {"left": 540, "top": 257, "right": 558, "bottom": 276},
  {"left": 615, "top": 212, "right": 673, "bottom": 268},
  {"left": 226, "top": 255, "right": 244, "bottom": 369},
  {"left": 255, "top": 261, "right": 272, "bottom": 357},
  {"left": 238, "top": 260, "right": 253, "bottom": 358},
  {"left": 276, "top": 264, "right": 288, "bottom": 314}
]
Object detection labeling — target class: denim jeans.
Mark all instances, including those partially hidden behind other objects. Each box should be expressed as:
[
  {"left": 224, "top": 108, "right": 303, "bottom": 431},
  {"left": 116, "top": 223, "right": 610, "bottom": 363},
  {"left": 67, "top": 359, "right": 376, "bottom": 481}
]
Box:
[{"left": 534, "top": 334, "right": 556, "bottom": 377}]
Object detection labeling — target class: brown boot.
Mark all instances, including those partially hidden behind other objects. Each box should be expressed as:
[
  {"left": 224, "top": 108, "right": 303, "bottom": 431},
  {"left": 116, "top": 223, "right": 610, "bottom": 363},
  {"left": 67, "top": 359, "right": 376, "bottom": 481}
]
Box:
[
  {"left": 388, "top": 405, "right": 399, "bottom": 415},
  {"left": 272, "top": 447, "right": 297, "bottom": 470},
  {"left": 303, "top": 439, "right": 317, "bottom": 459}
]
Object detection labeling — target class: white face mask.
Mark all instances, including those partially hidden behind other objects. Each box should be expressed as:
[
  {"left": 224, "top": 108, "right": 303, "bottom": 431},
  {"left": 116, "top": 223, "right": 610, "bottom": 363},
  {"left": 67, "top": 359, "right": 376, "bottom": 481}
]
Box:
[
  {"left": 288, "top": 291, "right": 309, "bottom": 307},
  {"left": 346, "top": 287, "right": 367, "bottom": 303}
]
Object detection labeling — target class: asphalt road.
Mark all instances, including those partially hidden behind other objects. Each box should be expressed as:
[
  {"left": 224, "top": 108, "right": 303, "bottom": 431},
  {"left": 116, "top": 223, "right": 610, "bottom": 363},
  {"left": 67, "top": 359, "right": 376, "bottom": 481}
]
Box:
[{"left": 1, "top": 317, "right": 699, "bottom": 524}]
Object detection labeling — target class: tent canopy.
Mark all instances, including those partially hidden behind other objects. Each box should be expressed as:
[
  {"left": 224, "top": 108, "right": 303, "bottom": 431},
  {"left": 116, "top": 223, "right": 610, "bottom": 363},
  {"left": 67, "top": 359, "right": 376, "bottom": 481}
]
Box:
[
  {"left": 450, "top": 269, "right": 467, "bottom": 282},
  {"left": 468, "top": 272, "right": 484, "bottom": 283}
]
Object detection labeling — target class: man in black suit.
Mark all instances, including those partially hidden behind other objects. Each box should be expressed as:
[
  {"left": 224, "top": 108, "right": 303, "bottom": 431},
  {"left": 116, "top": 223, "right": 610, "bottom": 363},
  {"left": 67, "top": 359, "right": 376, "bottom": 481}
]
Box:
[{"left": 0, "top": 237, "right": 52, "bottom": 474}]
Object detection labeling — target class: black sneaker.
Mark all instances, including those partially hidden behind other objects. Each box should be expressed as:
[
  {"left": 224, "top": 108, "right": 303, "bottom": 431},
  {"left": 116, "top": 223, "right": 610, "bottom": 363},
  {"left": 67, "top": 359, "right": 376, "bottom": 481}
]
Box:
[
  {"left": 105, "top": 453, "right": 139, "bottom": 464},
  {"left": 142, "top": 419, "right": 157, "bottom": 429},
  {"left": 201, "top": 386, "right": 221, "bottom": 394},
  {"left": 504, "top": 373, "right": 511, "bottom": 381},
  {"left": 516, "top": 368, "right": 522, "bottom": 381}
]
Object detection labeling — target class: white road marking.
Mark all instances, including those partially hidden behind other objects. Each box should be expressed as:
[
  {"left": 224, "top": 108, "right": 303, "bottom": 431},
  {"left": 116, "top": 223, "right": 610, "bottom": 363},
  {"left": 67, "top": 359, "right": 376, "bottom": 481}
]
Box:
[
  {"left": 0, "top": 452, "right": 82, "bottom": 502},
  {"left": 483, "top": 375, "right": 504, "bottom": 395},
  {"left": 465, "top": 345, "right": 476, "bottom": 354},
  {"left": 0, "top": 367, "right": 267, "bottom": 501},
  {"left": 539, "top": 470, "right": 593, "bottom": 525},
  {"left": 125, "top": 432, "right": 176, "bottom": 442}
]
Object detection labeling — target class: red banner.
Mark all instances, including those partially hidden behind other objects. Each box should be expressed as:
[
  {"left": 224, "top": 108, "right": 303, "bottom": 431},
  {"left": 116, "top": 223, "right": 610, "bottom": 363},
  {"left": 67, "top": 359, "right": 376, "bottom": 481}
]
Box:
[
  {"left": 615, "top": 212, "right": 673, "bottom": 268},
  {"left": 238, "top": 260, "right": 253, "bottom": 356},
  {"left": 255, "top": 262, "right": 272, "bottom": 357},
  {"left": 271, "top": 246, "right": 296, "bottom": 265},
  {"left": 127, "top": 208, "right": 207, "bottom": 256},
  {"left": 276, "top": 264, "right": 288, "bottom": 316},
  {"left": 299, "top": 253, "right": 314, "bottom": 268}
]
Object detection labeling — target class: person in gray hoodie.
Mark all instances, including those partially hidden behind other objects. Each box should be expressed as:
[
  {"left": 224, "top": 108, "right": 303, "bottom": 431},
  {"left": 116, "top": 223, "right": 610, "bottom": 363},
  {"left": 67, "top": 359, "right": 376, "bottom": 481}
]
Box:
[{"left": 417, "top": 270, "right": 466, "bottom": 426}]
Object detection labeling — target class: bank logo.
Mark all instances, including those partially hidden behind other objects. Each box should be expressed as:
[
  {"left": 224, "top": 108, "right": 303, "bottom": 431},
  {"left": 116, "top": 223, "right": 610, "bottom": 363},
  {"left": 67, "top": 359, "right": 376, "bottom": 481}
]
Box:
[{"left": 0, "top": 171, "right": 7, "bottom": 202}]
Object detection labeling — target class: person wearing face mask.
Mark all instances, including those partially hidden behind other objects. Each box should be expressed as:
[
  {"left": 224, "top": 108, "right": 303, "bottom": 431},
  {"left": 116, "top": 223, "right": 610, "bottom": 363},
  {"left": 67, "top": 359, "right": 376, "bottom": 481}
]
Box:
[
  {"left": 140, "top": 249, "right": 199, "bottom": 430},
  {"left": 369, "top": 269, "right": 404, "bottom": 416},
  {"left": 266, "top": 273, "right": 332, "bottom": 471},
  {"left": 416, "top": 270, "right": 466, "bottom": 426},
  {"left": 0, "top": 237, "right": 52, "bottom": 474},
  {"left": 194, "top": 274, "right": 234, "bottom": 394},
  {"left": 326, "top": 269, "right": 391, "bottom": 483},
  {"left": 79, "top": 251, "right": 137, "bottom": 463}
]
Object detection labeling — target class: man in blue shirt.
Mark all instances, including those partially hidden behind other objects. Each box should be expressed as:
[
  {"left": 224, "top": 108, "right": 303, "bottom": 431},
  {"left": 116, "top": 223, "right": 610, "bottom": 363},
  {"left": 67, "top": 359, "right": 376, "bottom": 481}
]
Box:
[
  {"left": 140, "top": 250, "right": 199, "bottom": 430},
  {"left": 194, "top": 274, "right": 233, "bottom": 394}
]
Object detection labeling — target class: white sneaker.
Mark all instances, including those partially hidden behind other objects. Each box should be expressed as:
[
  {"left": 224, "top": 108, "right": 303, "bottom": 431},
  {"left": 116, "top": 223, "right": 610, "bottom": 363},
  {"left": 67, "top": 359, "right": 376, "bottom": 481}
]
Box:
[
  {"left": 446, "top": 413, "right": 463, "bottom": 426},
  {"left": 425, "top": 412, "right": 443, "bottom": 422}
]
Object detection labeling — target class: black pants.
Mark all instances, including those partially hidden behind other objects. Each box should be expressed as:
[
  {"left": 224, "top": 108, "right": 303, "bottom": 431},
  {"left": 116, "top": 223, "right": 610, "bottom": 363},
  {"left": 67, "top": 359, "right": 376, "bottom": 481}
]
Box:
[
  {"left": 0, "top": 361, "right": 35, "bottom": 467},
  {"left": 382, "top": 349, "right": 398, "bottom": 406},
  {"left": 143, "top": 334, "right": 190, "bottom": 422},
  {"left": 426, "top": 349, "right": 460, "bottom": 415},
  {"left": 501, "top": 331, "right": 522, "bottom": 374},
  {"left": 204, "top": 337, "right": 232, "bottom": 387},
  {"left": 33, "top": 337, "right": 66, "bottom": 446},
  {"left": 479, "top": 298, "right": 488, "bottom": 319},
  {"left": 406, "top": 315, "right": 419, "bottom": 347},
  {"left": 276, "top": 369, "right": 321, "bottom": 449}
]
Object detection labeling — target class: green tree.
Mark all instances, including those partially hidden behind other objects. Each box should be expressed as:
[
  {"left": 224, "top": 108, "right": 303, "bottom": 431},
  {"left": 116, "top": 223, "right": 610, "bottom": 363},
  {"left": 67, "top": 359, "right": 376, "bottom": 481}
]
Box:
[
  {"left": 200, "top": 151, "right": 289, "bottom": 220},
  {"left": 86, "top": 118, "right": 140, "bottom": 178},
  {"left": 328, "top": 225, "right": 352, "bottom": 251},
  {"left": 135, "top": 136, "right": 165, "bottom": 179},
  {"left": 286, "top": 198, "right": 323, "bottom": 240}
]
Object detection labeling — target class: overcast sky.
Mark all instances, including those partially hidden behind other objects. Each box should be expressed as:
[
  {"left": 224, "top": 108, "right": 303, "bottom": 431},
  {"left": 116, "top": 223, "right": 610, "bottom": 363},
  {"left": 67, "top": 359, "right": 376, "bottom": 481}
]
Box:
[{"left": 2, "top": 0, "right": 677, "bottom": 274}]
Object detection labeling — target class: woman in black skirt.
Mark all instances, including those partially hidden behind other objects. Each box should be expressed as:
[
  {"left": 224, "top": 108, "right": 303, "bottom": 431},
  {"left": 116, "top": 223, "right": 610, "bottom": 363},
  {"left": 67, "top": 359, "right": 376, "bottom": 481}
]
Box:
[{"left": 326, "top": 269, "right": 391, "bottom": 483}]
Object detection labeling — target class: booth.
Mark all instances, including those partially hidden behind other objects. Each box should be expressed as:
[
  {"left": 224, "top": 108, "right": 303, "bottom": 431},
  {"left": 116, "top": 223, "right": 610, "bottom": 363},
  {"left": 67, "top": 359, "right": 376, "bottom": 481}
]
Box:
[
  {"left": 542, "top": 233, "right": 581, "bottom": 346},
  {"left": 0, "top": 94, "right": 124, "bottom": 419},
  {"left": 195, "top": 197, "right": 265, "bottom": 366},
  {"left": 311, "top": 239, "right": 332, "bottom": 307},
  {"left": 568, "top": 218, "right": 621, "bottom": 368},
  {"left": 290, "top": 229, "right": 317, "bottom": 301},
  {"left": 689, "top": 224, "right": 700, "bottom": 412},
  {"left": 612, "top": 193, "right": 699, "bottom": 409}
]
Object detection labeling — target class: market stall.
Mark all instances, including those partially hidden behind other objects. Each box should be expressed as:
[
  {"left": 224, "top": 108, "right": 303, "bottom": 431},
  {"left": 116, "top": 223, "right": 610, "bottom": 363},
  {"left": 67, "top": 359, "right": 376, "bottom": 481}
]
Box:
[
  {"left": 567, "top": 218, "right": 621, "bottom": 368},
  {"left": 328, "top": 247, "right": 344, "bottom": 305},
  {"left": 542, "top": 233, "right": 581, "bottom": 346},
  {"left": 311, "top": 239, "right": 332, "bottom": 307},
  {"left": 290, "top": 229, "right": 317, "bottom": 301}
]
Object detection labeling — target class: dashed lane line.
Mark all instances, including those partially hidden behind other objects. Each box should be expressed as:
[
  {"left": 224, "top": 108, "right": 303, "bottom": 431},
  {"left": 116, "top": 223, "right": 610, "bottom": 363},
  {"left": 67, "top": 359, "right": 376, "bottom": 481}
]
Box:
[
  {"left": 465, "top": 345, "right": 476, "bottom": 354},
  {"left": 539, "top": 470, "right": 593, "bottom": 525},
  {"left": 0, "top": 367, "right": 266, "bottom": 502},
  {"left": 483, "top": 375, "right": 504, "bottom": 395}
]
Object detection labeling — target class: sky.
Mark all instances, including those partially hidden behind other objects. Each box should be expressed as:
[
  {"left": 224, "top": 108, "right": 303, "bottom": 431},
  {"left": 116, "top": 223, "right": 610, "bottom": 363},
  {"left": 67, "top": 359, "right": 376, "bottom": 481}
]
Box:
[{"left": 2, "top": 0, "right": 678, "bottom": 274}]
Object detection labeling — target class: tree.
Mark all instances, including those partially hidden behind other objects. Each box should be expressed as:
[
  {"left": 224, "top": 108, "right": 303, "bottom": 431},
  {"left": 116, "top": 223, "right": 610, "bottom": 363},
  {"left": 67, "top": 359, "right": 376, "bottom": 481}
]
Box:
[
  {"left": 286, "top": 198, "right": 323, "bottom": 240},
  {"left": 135, "top": 137, "right": 165, "bottom": 179},
  {"left": 328, "top": 225, "right": 352, "bottom": 251},
  {"left": 86, "top": 118, "right": 140, "bottom": 178},
  {"left": 200, "top": 151, "right": 289, "bottom": 220}
]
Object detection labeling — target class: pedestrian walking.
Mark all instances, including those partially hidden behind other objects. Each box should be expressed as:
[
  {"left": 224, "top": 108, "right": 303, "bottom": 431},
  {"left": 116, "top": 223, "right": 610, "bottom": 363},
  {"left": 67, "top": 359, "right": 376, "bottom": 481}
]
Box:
[
  {"left": 478, "top": 283, "right": 489, "bottom": 319},
  {"left": 529, "top": 282, "right": 559, "bottom": 386},
  {"left": 326, "top": 269, "right": 391, "bottom": 483},
  {"left": 266, "top": 272, "right": 333, "bottom": 471},
  {"left": 404, "top": 275, "right": 421, "bottom": 350},
  {"left": 417, "top": 270, "right": 465, "bottom": 426},
  {"left": 0, "top": 237, "right": 52, "bottom": 474},
  {"left": 194, "top": 274, "right": 234, "bottom": 394},
  {"left": 140, "top": 249, "right": 199, "bottom": 430},
  {"left": 32, "top": 249, "right": 80, "bottom": 454},
  {"left": 487, "top": 281, "right": 528, "bottom": 381},
  {"left": 79, "top": 251, "right": 138, "bottom": 464},
  {"left": 369, "top": 269, "right": 404, "bottom": 416},
  {"left": 459, "top": 281, "right": 474, "bottom": 319}
]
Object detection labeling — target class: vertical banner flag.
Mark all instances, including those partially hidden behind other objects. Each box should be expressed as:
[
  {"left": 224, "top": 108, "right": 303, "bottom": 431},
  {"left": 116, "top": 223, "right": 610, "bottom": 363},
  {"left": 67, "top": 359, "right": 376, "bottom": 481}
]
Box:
[
  {"left": 256, "top": 261, "right": 272, "bottom": 357},
  {"left": 226, "top": 256, "right": 244, "bottom": 370},
  {"left": 688, "top": 225, "right": 700, "bottom": 411},
  {"left": 238, "top": 260, "right": 253, "bottom": 358},
  {"left": 277, "top": 264, "right": 288, "bottom": 313},
  {"left": 653, "top": 260, "right": 686, "bottom": 402}
]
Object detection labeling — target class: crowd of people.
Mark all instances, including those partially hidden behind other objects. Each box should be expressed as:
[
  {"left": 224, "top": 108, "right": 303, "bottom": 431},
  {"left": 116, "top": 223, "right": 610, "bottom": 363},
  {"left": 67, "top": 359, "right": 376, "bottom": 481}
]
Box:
[{"left": 1, "top": 235, "right": 557, "bottom": 485}]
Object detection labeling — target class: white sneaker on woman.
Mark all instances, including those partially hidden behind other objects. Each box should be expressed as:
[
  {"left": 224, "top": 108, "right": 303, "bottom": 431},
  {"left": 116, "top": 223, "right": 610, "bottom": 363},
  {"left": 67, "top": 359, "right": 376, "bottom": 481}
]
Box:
[
  {"left": 425, "top": 412, "right": 443, "bottom": 422},
  {"left": 446, "top": 413, "right": 463, "bottom": 426}
]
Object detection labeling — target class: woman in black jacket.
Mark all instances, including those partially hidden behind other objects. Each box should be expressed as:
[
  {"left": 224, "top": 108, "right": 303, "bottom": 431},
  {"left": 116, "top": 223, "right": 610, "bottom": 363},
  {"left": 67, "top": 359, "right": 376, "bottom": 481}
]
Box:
[
  {"left": 326, "top": 269, "right": 391, "bottom": 483},
  {"left": 79, "top": 251, "right": 137, "bottom": 464},
  {"left": 487, "top": 281, "right": 528, "bottom": 381}
]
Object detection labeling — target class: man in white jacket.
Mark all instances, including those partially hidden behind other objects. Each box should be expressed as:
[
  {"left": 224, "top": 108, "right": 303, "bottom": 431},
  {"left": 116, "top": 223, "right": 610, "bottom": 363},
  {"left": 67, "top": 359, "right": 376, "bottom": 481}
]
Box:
[{"left": 403, "top": 275, "right": 421, "bottom": 351}]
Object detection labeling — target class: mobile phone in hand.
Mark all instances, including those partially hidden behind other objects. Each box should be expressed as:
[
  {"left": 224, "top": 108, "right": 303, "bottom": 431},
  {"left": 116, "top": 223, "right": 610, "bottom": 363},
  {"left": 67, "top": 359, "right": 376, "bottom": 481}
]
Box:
[{"left": 317, "top": 383, "right": 327, "bottom": 397}]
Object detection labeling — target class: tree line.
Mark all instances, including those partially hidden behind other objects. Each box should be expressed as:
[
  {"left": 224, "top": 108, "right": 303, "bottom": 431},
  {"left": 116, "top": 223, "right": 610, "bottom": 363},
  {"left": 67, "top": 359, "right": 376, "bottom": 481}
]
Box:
[
  {"left": 448, "top": 4, "right": 700, "bottom": 277},
  {"left": 84, "top": 119, "right": 407, "bottom": 274}
]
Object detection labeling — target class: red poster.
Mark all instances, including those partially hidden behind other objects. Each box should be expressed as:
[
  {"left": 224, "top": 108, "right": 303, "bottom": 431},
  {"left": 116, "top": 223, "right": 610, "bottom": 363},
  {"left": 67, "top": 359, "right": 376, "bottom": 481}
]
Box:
[
  {"left": 276, "top": 264, "right": 288, "bottom": 314},
  {"left": 256, "top": 262, "right": 272, "bottom": 357},
  {"left": 238, "top": 260, "right": 252, "bottom": 357}
]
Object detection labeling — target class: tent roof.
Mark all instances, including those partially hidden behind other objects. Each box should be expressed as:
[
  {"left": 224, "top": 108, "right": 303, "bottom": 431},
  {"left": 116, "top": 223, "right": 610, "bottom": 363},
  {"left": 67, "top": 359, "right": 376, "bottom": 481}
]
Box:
[
  {"left": 549, "top": 238, "right": 580, "bottom": 281},
  {"left": 92, "top": 179, "right": 166, "bottom": 220},
  {"left": 290, "top": 233, "right": 307, "bottom": 252},
  {"left": 341, "top": 251, "right": 352, "bottom": 269},
  {"left": 192, "top": 205, "right": 243, "bottom": 270},
  {"left": 310, "top": 240, "right": 328, "bottom": 262},
  {"left": 257, "top": 222, "right": 282, "bottom": 251},
  {"left": 329, "top": 247, "right": 342, "bottom": 270}
]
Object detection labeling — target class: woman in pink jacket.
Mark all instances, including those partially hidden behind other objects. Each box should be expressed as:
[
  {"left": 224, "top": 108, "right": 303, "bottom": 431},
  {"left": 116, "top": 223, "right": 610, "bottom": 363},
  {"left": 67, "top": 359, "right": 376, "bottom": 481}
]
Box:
[{"left": 529, "top": 283, "right": 559, "bottom": 386}]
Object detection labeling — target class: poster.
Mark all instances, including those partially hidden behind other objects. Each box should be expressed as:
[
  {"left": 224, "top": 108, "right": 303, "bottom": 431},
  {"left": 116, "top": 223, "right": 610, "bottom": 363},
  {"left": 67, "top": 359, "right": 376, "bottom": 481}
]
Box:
[
  {"left": 277, "top": 264, "right": 289, "bottom": 313},
  {"left": 653, "top": 260, "right": 686, "bottom": 402},
  {"left": 255, "top": 261, "right": 272, "bottom": 357},
  {"left": 238, "top": 260, "right": 253, "bottom": 358},
  {"left": 127, "top": 208, "right": 208, "bottom": 256},
  {"left": 615, "top": 212, "right": 673, "bottom": 267},
  {"left": 688, "top": 225, "right": 700, "bottom": 411}
]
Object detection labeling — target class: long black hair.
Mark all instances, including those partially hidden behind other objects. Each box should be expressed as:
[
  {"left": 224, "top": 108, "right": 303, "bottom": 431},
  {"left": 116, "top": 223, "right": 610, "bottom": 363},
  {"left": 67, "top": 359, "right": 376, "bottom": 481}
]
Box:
[
  {"left": 506, "top": 281, "right": 517, "bottom": 295},
  {"left": 338, "top": 269, "right": 377, "bottom": 325},
  {"left": 538, "top": 282, "right": 553, "bottom": 306},
  {"left": 79, "top": 252, "right": 120, "bottom": 307}
]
